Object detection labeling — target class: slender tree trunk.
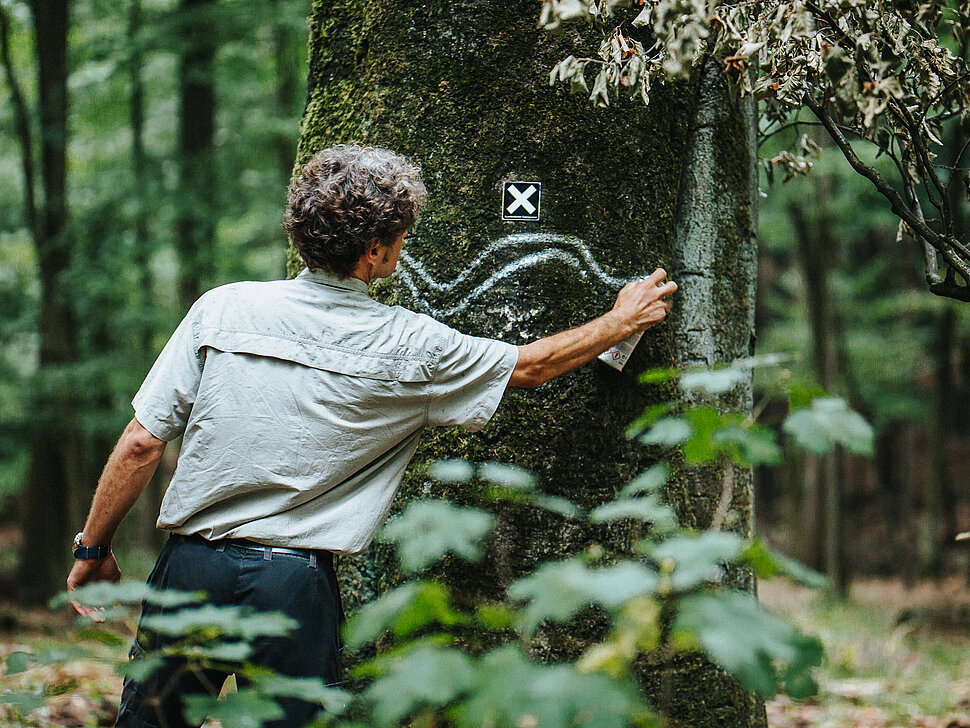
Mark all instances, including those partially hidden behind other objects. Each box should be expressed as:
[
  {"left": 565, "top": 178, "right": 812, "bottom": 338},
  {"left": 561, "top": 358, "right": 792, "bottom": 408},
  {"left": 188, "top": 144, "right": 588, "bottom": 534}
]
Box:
[
  {"left": 901, "top": 424, "right": 920, "bottom": 586},
  {"left": 127, "top": 0, "right": 166, "bottom": 550},
  {"left": 19, "top": 0, "right": 81, "bottom": 602},
  {"left": 920, "top": 305, "right": 955, "bottom": 575},
  {"left": 272, "top": 0, "right": 301, "bottom": 185},
  {"left": 788, "top": 201, "right": 846, "bottom": 591},
  {"left": 293, "top": 4, "right": 762, "bottom": 725},
  {"left": 176, "top": 0, "right": 217, "bottom": 307}
]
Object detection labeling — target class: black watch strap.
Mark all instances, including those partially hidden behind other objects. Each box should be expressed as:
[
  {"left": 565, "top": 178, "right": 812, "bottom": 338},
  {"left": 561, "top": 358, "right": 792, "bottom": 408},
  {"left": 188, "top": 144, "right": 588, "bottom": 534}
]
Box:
[{"left": 73, "top": 532, "right": 111, "bottom": 560}]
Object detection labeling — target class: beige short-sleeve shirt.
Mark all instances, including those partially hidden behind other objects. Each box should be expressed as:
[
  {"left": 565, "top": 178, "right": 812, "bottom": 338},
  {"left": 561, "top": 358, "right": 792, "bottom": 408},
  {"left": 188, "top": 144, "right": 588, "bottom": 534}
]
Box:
[{"left": 132, "top": 269, "right": 518, "bottom": 553}]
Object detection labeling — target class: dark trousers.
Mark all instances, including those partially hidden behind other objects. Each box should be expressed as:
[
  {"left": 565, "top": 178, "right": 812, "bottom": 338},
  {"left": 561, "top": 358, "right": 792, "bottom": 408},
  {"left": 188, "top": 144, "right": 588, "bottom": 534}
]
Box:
[{"left": 116, "top": 534, "right": 343, "bottom": 728}]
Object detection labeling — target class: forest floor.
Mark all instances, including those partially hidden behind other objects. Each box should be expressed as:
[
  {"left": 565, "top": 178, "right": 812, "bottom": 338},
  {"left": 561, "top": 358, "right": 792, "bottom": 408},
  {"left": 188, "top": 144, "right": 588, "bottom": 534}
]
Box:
[
  {"left": 1, "top": 577, "right": 969, "bottom": 727},
  {"left": 761, "top": 576, "right": 970, "bottom": 728}
]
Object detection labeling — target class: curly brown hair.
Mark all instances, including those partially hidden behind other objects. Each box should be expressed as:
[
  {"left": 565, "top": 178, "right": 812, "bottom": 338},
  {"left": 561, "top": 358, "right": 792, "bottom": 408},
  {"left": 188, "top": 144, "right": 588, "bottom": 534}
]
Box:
[{"left": 283, "top": 144, "right": 426, "bottom": 277}]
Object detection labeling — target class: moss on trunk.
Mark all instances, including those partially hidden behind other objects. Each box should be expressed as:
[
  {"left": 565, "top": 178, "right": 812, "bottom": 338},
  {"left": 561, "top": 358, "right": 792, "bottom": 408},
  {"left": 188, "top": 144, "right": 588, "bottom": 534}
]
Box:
[{"left": 292, "top": 3, "right": 763, "bottom": 725}]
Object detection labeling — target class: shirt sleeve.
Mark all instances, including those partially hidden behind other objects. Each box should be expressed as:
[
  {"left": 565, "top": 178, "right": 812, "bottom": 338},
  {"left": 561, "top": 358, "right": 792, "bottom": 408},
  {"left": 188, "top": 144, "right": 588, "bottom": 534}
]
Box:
[
  {"left": 428, "top": 328, "right": 519, "bottom": 432},
  {"left": 131, "top": 303, "right": 206, "bottom": 442}
]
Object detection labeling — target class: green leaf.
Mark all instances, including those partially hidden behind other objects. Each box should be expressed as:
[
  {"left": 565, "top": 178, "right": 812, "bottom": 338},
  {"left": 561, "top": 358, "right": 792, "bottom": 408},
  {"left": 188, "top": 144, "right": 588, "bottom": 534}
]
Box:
[
  {"left": 343, "top": 581, "right": 464, "bottom": 649},
  {"left": 141, "top": 606, "right": 297, "bottom": 641},
  {"left": 783, "top": 397, "right": 874, "bottom": 455},
  {"left": 589, "top": 494, "right": 678, "bottom": 533},
  {"left": 249, "top": 673, "right": 350, "bottom": 713},
  {"left": 184, "top": 641, "right": 253, "bottom": 663},
  {"left": 625, "top": 403, "right": 673, "bottom": 439},
  {"left": 531, "top": 494, "right": 582, "bottom": 518},
  {"left": 379, "top": 500, "right": 495, "bottom": 572},
  {"left": 475, "top": 603, "right": 517, "bottom": 630},
  {"left": 75, "top": 627, "right": 128, "bottom": 646},
  {"left": 742, "top": 539, "right": 830, "bottom": 589},
  {"left": 122, "top": 653, "right": 167, "bottom": 683},
  {"left": 428, "top": 459, "right": 475, "bottom": 483},
  {"left": 477, "top": 462, "right": 536, "bottom": 490},
  {"left": 4, "top": 652, "right": 33, "bottom": 675},
  {"left": 638, "top": 366, "right": 678, "bottom": 384},
  {"left": 788, "top": 384, "right": 827, "bottom": 410},
  {"left": 639, "top": 417, "right": 691, "bottom": 447},
  {"left": 35, "top": 645, "right": 90, "bottom": 664},
  {"left": 647, "top": 532, "right": 745, "bottom": 591},
  {"left": 618, "top": 463, "right": 669, "bottom": 497},
  {"left": 679, "top": 367, "right": 747, "bottom": 395},
  {"left": 51, "top": 580, "right": 202, "bottom": 609},
  {"left": 681, "top": 406, "right": 723, "bottom": 464},
  {"left": 712, "top": 422, "right": 782, "bottom": 466},
  {"left": 0, "top": 690, "right": 46, "bottom": 713},
  {"left": 672, "top": 591, "right": 823, "bottom": 699},
  {"left": 362, "top": 645, "right": 476, "bottom": 726},
  {"left": 183, "top": 690, "right": 284, "bottom": 728},
  {"left": 455, "top": 646, "right": 643, "bottom": 728},
  {"left": 508, "top": 558, "right": 658, "bottom": 634}
]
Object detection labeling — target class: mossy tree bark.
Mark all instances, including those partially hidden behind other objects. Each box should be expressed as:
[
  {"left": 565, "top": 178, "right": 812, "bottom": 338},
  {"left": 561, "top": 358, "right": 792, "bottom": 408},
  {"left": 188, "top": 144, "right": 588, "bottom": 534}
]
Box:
[{"left": 292, "top": 3, "right": 763, "bottom": 725}]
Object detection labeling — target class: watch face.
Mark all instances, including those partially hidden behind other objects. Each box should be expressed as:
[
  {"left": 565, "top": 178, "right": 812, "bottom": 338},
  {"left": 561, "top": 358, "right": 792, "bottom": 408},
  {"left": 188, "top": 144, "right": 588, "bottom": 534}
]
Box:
[{"left": 73, "top": 532, "right": 84, "bottom": 549}]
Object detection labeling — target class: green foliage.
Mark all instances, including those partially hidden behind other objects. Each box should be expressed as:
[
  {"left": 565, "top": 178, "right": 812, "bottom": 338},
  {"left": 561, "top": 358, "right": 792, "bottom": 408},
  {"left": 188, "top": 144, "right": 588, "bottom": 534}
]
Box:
[
  {"left": 508, "top": 558, "right": 659, "bottom": 634},
  {"left": 140, "top": 605, "right": 297, "bottom": 641},
  {"left": 343, "top": 581, "right": 465, "bottom": 649},
  {"left": 539, "top": 0, "right": 970, "bottom": 300},
  {"left": 0, "top": 0, "right": 309, "bottom": 521},
  {"left": 453, "top": 646, "right": 647, "bottom": 728},
  {"left": 645, "top": 531, "right": 745, "bottom": 591},
  {"left": 49, "top": 580, "right": 202, "bottom": 609},
  {"left": 378, "top": 500, "right": 495, "bottom": 573},
  {"left": 361, "top": 645, "right": 476, "bottom": 726},
  {"left": 783, "top": 396, "right": 875, "bottom": 455},
  {"left": 672, "top": 591, "right": 824, "bottom": 699},
  {"left": 33, "top": 359, "right": 853, "bottom": 727},
  {"left": 183, "top": 691, "right": 286, "bottom": 728}
]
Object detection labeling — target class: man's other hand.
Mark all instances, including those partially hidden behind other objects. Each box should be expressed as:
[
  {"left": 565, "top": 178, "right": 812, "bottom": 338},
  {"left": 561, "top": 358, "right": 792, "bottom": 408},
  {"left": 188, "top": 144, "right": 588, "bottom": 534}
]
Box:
[
  {"left": 67, "top": 554, "right": 121, "bottom": 623},
  {"left": 611, "top": 268, "right": 677, "bottom": 336}
]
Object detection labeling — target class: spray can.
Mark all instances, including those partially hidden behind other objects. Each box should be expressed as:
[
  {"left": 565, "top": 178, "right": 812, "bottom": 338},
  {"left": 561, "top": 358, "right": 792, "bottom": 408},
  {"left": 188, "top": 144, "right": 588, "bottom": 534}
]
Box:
[{"left": 597, "top": 331, "right": 643, "bottom": 371}]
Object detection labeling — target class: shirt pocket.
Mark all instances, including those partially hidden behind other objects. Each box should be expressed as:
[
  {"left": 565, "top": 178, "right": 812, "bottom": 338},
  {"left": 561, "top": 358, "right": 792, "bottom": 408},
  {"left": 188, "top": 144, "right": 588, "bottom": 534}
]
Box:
[{"left": 196, "top": 327, "right": 434, "bottom": 382}]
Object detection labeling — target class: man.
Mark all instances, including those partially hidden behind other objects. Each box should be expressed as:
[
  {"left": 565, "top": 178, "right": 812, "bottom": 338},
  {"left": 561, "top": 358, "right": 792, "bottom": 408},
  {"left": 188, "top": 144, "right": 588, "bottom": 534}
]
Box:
[{"left": 67, "top": 144, "right": 677, "bottom": 727}]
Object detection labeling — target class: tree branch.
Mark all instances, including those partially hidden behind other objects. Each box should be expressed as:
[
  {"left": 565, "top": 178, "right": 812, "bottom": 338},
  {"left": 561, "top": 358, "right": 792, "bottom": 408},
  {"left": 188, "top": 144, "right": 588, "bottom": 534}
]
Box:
[
  {"left": 804, "top": 92, "right": 970, "bottom": 297},
  {"left": 803, "top": 94, "right": 941, "bottom": 248}
]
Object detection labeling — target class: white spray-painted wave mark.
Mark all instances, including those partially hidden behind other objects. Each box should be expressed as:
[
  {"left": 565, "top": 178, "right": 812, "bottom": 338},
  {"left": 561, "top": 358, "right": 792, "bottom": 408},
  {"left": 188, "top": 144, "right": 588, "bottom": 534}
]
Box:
[{"left": 397, "top": 232, "right": 634, "bottom": 317}]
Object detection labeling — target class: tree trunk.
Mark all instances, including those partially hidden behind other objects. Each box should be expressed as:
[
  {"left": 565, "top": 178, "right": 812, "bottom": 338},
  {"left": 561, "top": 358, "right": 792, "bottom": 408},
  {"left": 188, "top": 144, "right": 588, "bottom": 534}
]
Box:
[
  {"left": 176, "top": 0, "right": 217, "bottom": 307},
  {"left": 920, "top": 304, "right": 955, "bottom": 575},
  {"left": 19, "top": 0, "right": 81, "bottom": 602},
  {"left": 293, "top": 4, "right": 761, "bottom": 725},
  {"left": 272, "top": 0, "right": 302, "bottom": 185},
  {"left": 788, "top": 200, "right": 846, "bottom": 592},
  {"left": 128, "top": 0, "right": 167, "bottom": 551}
]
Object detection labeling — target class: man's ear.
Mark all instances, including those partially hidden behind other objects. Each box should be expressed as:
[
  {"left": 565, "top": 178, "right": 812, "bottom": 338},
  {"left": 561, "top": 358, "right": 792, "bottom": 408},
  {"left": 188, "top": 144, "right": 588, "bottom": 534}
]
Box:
[{"left": 363, "top": 241, "right": 380, "bottom": 264}]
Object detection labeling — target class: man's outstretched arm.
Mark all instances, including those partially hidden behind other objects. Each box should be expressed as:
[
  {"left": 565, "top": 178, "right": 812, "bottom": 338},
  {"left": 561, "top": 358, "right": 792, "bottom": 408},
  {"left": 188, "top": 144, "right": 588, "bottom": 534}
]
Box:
[
  {"left": 66, "top": 417, "right": 166, "bottom": 617},
  {"left": 509, "top": 268, "right": 677, "bottom": 388}
]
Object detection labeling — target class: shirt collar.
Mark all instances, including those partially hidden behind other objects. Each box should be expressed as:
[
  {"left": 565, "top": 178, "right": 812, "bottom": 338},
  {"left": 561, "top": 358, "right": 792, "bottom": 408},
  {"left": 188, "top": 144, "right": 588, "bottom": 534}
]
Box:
[{"left": 297, "top": 268, "right": 371, "bottom": 295}]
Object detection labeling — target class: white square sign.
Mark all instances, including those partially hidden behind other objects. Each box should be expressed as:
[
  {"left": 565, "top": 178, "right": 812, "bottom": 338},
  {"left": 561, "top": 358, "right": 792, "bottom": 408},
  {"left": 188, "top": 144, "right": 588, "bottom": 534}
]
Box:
[{"left": 502, "top": 181, "right": 541, "bottom": 221}]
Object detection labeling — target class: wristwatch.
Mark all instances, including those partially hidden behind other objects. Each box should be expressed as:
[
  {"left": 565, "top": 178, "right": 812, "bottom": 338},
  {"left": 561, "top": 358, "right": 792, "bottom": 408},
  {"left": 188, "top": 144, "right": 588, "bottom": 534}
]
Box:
[{"left": 73, "top": 532, "right": 111, "bottom": 560}]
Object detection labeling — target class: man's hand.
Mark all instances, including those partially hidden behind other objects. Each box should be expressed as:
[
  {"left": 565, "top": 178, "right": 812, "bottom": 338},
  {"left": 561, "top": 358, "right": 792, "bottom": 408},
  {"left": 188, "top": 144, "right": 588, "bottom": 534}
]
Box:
[
  {"left": 610, "top": 268, "right": 677, "bottom": 336},
  {"left": 63, "top": 417, "right": 164, "bottom": 622},
  {"left": 510, "top": 267, "right": 679, "bottom": 388},
  {"left": 67, "top": 554, "right": 121, "bottom": 623}
]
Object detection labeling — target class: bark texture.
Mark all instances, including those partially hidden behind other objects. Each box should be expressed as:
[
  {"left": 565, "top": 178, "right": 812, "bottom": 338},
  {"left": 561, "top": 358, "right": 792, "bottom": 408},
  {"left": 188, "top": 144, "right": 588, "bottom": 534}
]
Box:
[{"left": 292, "top": 3, "right": 762, "bottom": 725}]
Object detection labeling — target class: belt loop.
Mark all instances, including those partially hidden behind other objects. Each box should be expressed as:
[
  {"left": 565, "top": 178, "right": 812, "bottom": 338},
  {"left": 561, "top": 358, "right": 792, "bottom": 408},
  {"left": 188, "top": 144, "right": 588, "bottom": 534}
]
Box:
[
  {"left": 309, "top": 552, "right": 317, "bottom": 569},
  {"left": 263, "top": 546, "right": 272, "bottom": 561},
  {"left": 216, "top": 541, "right": 226, "bottom": 553}
]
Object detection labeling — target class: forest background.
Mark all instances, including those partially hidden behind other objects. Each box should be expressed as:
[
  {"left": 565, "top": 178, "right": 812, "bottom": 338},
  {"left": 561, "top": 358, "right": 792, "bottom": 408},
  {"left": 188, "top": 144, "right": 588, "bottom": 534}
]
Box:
[{"left": 2, "top": 0, "right": 970, "bottom": 725}]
